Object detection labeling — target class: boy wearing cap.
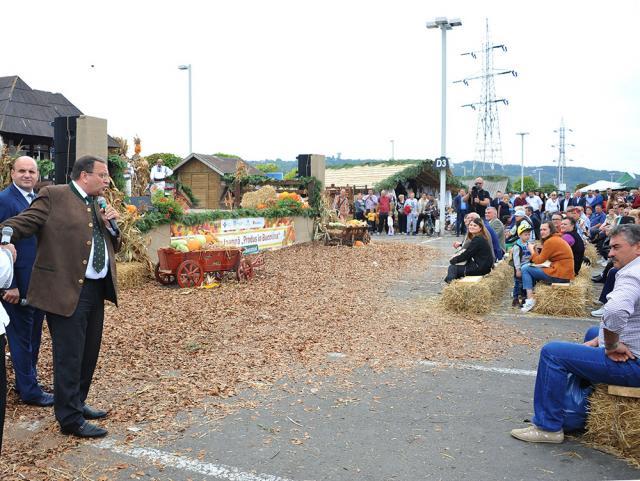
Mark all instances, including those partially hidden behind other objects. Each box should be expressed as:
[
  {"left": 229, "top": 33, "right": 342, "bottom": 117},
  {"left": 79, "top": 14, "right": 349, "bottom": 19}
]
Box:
[{"left": 511, "top": 222, "right": 533, "bottom": 307}]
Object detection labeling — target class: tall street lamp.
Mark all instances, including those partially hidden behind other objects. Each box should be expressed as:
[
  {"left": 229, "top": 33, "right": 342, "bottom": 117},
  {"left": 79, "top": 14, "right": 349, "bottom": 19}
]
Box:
[
  {"left": 532, "top": 168, "right": 542, "bottom": 188},
  {"left": 516, "top": 132, "right": 529, "bottom": 192},
  {"left": 178, "top": 64, "right": 193, "bottom": 154},
  {"left": 427, "top": 17, "right": 461, "bottom": 235},
  {"left": 390, "top": 139, "right": 395, "bottom": 161}
]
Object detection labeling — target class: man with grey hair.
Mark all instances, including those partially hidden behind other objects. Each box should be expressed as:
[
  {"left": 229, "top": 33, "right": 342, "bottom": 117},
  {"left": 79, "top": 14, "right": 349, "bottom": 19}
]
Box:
[
  {"left": 511, "top": 224, "right": 640, "bottom": 444},
  {"left": 485, "top": 207, "right": 505, "bottom": 252}
]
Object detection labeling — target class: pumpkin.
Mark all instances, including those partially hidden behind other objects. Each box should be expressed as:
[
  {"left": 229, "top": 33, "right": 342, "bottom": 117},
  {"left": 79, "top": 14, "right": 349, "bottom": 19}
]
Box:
[
  {"left": 354, "top": 241, "right": 365, "bottom": 247},
  {"left": 125, "top": 204, "right": 137, "bottom": 214},
  {"left": 257, "top": 203, "right": 267, "bottom": 209},
  {"left": 302, "top": 202, "right": 310, "bottom": 209},
  {"left": 186, "top": 239, "right": 201, "bottom": 251},
  {"left": 205, "top": 234, "right": 216, "bottom": 244}
]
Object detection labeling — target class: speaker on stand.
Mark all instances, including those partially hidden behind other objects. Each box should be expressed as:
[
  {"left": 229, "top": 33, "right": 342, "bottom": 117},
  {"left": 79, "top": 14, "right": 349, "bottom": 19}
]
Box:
[{"left": 53, "top": 116, "right": 79, "bottom": 185}]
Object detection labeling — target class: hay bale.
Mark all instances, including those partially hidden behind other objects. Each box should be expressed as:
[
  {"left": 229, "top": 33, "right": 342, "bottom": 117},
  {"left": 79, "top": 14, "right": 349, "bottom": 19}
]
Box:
[
  {"left": 584, "top": 384, "right": 640, "bottom": 467},
  {"left": 117, "top": 261, "right": 150, "bottom": 289},
  {"left": 584, "top": 243, "right": 599, "bottom": 266},
  {"left": 240, "top": 185, "right": 277, "bottom": 209}
]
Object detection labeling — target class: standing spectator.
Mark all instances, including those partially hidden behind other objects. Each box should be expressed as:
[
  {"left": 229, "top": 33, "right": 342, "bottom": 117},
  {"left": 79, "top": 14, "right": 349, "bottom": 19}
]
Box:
[
  {"left": 632, "top": 189, "right": 640, "bottom": 209},
  {"left": 486, "top": 207, "right": 506, "bottom": 253},
  {"left": 0, "top": 157, "right": 52, "bottom": 407},
  {"left": 444, "top": 218, "right": 494, "bottom": 283},
  {"left": 497, "top": 193, "right": 512, "bottom": 225},
  {"left": 396, "top": 194, "right": 407, "bottom": 234},
  {"left": 559, "top": 191, "right": 572, "bottom": 212},
  {"left": 378, "top": 190, "right": 391, "bottom": 235},
  {"left": 405, "top": 192, "right": 419, "bottom": 235},
  {"left": 0, "top": 242, "right": 17, "bottom": 454},
  {"left": 333, "top": 188, "right": 350, "bottom": 221},
  {"left": 560, "top": 216, "right": 585, "bottom": 275},
  {"left": 593, "top": 189, "right": 604, "bottom": 208},
  {"left": 150, "top": 158, "right": 173, "bottom": 193},
  {"left": 464, "top": 177, "right": 491, "bottom": 218},
  {"left": 526, "top": 191, "right": 543, "bottom": 214},
  {"left": 364, "top": 189, "right": 378, "bottom": 216},
  {"left": 417, "top": 193, "right": 429, "bottom": 234},
  {"left": 514, "top": 191, "right": 528, "bottom": 208},
  {"left": 525, "top": 206, "right": 541, "bottom": 240},
  {"left": 569, "top": 190, "right": 586, "bottom": 208},
  {"left": 520, "top": 221, "right": 575, "bottom": 313},
  {"left": 511, "top": 222, "right": 533, "bottom": 306},
  {"left": 353, "top": 192, "right": 366, "bottom": 221},
  {"left": 491, "top": 191, "right": 504, "bottom": 211},
  {"left": 511, "top": 224, "right": 640, "bottom": 444},
  {"left": 453, "top": 188, "right": 469, "bottom": 236},
  {"left": 585, "top": 190, "right": 597, "bottom": 208},
  {"left": 544, "top": 192, "right": 560, "bottom": 220}
]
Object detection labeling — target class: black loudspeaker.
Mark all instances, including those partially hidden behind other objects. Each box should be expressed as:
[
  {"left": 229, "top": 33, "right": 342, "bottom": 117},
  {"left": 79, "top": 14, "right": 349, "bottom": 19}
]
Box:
[
  {"left": 53, "top": 116, "right": 79, "bottom": 184},
  {"left": 297, "top": 154, "right": 311, "bottom": 177}
]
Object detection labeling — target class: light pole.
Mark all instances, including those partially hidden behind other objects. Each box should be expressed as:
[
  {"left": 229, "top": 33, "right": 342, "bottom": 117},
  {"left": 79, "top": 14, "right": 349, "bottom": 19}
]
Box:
[
  {"left": 427, "top": 17, "right": 461, "bottom": 235},
  {"left": 516, "top": 132, "right": 529, "bottom": 192},
  {"left": 178, "top": 64, "right": 193, "bottom": 154},
  {"left": 532, "top": 168, "right": 542, "bottom": 188},
  {"left": 390, "top": 139, "right": 395, "bottom": 161}
]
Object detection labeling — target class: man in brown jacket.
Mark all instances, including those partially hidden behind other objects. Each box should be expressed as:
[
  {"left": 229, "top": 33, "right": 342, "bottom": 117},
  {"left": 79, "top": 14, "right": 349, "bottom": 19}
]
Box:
[{"left": 1, "top": 155, "right": 121, "bottom": 438}]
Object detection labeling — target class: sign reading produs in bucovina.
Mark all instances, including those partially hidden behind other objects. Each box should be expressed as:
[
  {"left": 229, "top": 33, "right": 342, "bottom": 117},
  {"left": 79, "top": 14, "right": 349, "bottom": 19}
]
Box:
[{"left": 170, "top": 217, "right": 296, "bottom": 252}]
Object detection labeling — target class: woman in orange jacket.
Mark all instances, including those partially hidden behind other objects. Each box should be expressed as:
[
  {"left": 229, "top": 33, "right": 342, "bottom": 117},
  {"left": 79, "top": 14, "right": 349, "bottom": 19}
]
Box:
[{"left": 520, "top": 221, "right": 575, "bottom": 312}]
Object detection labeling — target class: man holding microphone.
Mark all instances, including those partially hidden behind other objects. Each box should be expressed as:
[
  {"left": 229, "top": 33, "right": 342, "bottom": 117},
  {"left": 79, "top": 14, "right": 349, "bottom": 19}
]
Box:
[{"left": 1, "top": 155, "right": 121, "bottom": 438}]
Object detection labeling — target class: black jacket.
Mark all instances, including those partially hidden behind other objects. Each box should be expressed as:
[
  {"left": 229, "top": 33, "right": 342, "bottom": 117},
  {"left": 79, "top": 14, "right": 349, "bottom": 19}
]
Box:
[
  {"left": 565, "top": 229, "right": 585, "bottom": 275},
  {"left": 450, "top": 235, "right": 494, "bottom": 276}
]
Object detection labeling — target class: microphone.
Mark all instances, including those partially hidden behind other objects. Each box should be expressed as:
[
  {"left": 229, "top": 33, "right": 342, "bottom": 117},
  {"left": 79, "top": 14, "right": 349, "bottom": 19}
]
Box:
[
  {"left": 1, "top": 226, "right": 13, "bottom": 245},
  {"left": 96, "top": 197, "right": 120, "bottom": 236}
]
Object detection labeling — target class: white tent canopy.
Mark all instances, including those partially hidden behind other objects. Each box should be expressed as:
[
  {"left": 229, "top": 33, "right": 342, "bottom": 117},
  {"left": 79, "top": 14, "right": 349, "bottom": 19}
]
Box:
[{"left": 578, "top": 180, "right": 622, "bottom": 193}]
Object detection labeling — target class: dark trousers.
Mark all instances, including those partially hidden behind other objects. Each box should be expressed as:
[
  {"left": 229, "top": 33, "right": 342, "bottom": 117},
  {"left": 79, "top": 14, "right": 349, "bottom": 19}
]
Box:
[
  {"left": 455, "top": 210, "right": 468, "bottom": 236},
  {"left": 378, "top": 213, "right": 389, "bottom": 234},
  {"left": 47, "top": 279, "right": 105, "bottom": 428},
  {"left": 599, "top": 267, "right": 618, "bottom": 304},
  {"left": 397, "top": 214, "right": 407, "bottom": 233},
  {"left": 1, "top": 334, "right": 6, "bottom": 454},
  {"left": 445, "top": 264, "right": 465, "bottom": 283},
  {"left": 355, "top": 211, "right": 365, "bottom": 221},
  {"left": 3, "top": 303, "right": 45, "bottom": 402}
]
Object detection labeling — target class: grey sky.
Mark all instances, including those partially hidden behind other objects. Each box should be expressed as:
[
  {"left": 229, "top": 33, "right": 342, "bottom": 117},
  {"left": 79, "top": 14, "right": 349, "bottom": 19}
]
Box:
[{"left": 5, "top": 0, "right": 639, "bottom": 172}]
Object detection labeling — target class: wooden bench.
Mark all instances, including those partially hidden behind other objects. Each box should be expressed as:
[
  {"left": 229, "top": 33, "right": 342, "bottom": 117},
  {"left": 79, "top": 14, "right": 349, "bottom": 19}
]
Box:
[{"left": 607, "top": 385, "right": 640, "bottom": 399}]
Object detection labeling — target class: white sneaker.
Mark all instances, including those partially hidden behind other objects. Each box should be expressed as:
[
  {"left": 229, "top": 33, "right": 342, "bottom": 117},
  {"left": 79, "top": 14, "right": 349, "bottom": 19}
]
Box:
[
  {"left": 521, "top": 299, "right": 536, "bottom": 313},
  {"left": 591, "top": 307, "right": 605, "bottom": 317}
]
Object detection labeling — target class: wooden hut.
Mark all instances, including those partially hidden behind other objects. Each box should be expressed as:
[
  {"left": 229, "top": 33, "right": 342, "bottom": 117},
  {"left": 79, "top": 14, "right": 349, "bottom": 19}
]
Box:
[{"left": 172, "top": 153, "right": 261, "bottom": 209}]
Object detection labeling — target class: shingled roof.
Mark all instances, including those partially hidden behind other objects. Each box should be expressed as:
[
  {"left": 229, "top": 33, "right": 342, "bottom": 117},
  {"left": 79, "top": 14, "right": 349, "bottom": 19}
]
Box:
[
  {"left": 173, "top": 153, "right": 262, "bottom": 176},
  {"left": 0, "top": 75, "right": 118, "bottom": 148}
]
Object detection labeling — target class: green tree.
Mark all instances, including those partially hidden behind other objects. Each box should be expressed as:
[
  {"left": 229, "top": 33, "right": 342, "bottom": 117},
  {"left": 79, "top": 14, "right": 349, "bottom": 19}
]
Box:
[
  {"left": 284, "top": 168, "right": 298, "bottom": 180},
  {"left": 539, "top": 183, "right": 558, "bottom": 194},
  {"left": 146, "top": 152, "right": 183, "bottom": 169},
  {"left": 255, "top": 163, "right": 279, "bottom": 173},
  {"left": 575, "top": 183, "right": 588, "bottom": 191},
  {"left": 520, "top": 176, "right": 538, "bottom": 193}
]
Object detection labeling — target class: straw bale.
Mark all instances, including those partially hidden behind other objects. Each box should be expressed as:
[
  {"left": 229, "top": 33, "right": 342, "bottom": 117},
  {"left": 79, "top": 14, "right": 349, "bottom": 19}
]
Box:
[
  {"left": 584, "top": 243, "right": 599, "bottom": 265},
  {"left": 117, "top": 261, "right": 151, "bottom": 289},
  {"left": 240, "top": 185, "right": 277, "bottom": 209},
  {"left": 584, "top": 384, "right": 640, "bottom": 468}
]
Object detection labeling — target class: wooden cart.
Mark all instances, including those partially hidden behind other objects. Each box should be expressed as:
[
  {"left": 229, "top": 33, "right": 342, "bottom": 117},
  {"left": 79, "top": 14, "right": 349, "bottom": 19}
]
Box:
[
  {"left": 155, "top": 247, "right": 264, "bottom": 288},
  {"left": 324, "top": 225, "right": 371, "bottom": 246}
]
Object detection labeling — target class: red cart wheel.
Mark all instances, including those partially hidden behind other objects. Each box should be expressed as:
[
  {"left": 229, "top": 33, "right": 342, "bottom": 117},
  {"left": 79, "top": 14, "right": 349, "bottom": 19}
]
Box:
[
  {"left": 154, "top": 263, "right": 176, "bottom": 285},
  {"left": 236, "top": 258, "right": 254, "bottom": 282},
  {"left": 177, "top": 260, "right": 204, "bottom": 287}
]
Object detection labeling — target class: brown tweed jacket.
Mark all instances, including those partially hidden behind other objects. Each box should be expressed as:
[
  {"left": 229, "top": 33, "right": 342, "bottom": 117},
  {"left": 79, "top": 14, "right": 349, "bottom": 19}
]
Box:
[{"left": 1, "top": 184, "right": 121, "bottom": 317}]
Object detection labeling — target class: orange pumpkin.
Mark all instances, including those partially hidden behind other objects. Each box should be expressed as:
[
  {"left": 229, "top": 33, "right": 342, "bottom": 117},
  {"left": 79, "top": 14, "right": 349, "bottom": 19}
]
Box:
[
  {"left": 125, "top": 204, "right": 137, "bottom": 214},
  {"left": 257, "top": 203, "right": 267, "bottom": 209},
  {"left": 186, "top": 239, "right": 201, "bottom": 251},
  {"left": 354, "top": 240, "right": 365, "bottom": 247},
  {"left": 205, "top": 234, "right": 216, "bottom": 244}
]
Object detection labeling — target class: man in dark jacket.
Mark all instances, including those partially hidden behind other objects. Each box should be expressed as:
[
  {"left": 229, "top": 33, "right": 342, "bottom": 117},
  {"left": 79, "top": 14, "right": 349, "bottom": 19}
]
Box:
[{"left": 453, "top": 188, "right": 469, "bottom": 236}]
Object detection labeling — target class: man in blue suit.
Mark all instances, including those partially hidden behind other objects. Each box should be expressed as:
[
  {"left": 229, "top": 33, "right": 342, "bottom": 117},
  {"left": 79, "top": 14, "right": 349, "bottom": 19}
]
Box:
[{"left": 0, "top": 156, "right": 52, "bottom": 407}]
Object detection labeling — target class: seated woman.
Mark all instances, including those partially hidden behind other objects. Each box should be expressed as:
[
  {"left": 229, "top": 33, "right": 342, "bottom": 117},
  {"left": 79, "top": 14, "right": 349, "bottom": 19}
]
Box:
[
  {"left": 521, "top": 221, "right": 575, "bottom": 312},
  {"left": 560, "top": 216, "right": 585, "bottom": 275},
  {"left": 444, "top": 218, "right": 494, "bottom": 283}
]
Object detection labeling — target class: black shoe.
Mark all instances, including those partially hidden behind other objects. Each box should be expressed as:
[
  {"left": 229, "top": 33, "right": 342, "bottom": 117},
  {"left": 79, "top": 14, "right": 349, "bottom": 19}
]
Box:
[
  {"left": 24, "top": 392, "right": 54, "bottom": 407},
  {"left": 83, "top": 404, "right": 108, "bottom": 420},
  {"left": 61, "top": 420, "right": 108, "bottom": 438},
  {"left": 592, "top": 274, "right": 604, "bottom": 283}
]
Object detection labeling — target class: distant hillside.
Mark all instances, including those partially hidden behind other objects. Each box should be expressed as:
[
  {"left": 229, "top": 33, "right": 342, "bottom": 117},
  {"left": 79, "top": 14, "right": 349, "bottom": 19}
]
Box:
[{"left": 248, "top": 158, "right": 629, "bottom": 191}]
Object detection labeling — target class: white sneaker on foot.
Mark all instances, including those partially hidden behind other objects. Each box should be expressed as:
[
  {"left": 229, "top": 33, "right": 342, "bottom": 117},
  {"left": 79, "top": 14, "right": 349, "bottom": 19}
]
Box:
[
  {"left": 511, "top": 425, "right": 564, "bottom": 444},
  {"left": 591, "top": 307, "right": 605, "bottom": 317},
  {"left": 521, "top": 299, "right": 536, "bottom": 313}
]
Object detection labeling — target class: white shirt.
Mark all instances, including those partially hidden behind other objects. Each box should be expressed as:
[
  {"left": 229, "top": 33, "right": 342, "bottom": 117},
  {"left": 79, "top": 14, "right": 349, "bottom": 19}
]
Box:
[
  {"left": 0, "top": 248, "right": 13, "bottom": 335},
  {"left": 151, "top": 165, "right": 173, "bottom": 181},
  {"left": 71, "top": 181, "right": 110, "bottom": 279},
  {"left": 545, "top": 198, "right": 560, "bottom": 213},
  {"left": 526, "top": 195, "right": 543, "bottom": 211},
  {"left": 13, "top": 182, "right": 36, "bottom": 204}
]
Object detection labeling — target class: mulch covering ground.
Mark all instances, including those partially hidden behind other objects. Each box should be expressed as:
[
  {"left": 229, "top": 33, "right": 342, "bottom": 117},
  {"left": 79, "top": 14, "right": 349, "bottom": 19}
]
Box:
[{"left": 0, "top": 242, "right": 531, "bottom": 479}]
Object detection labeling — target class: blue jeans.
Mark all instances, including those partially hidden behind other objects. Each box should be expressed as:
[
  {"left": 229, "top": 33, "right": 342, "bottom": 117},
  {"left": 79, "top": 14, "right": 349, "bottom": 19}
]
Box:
[
  {"left": 532, "top": 326, "right": 640, "bottom": 431},
  {"left": 521, "top": 264, "right": 568, "bottom": 291},
  {"left": 407, "top": 214, "right": 418, "bottom": 234}
]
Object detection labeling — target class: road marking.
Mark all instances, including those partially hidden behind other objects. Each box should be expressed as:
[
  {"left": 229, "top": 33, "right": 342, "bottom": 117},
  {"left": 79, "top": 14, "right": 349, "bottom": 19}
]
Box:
[
  {"left": 418, "top": 360, "right": 537, "bottom": 377},
  {"left": 95, "top": 439, "right": 296, "bottom": 481}
]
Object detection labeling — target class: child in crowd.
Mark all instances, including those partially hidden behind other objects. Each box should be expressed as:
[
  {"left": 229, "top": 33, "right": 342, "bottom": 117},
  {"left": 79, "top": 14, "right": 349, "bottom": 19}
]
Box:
[
  {"left": 511, "top": 221, "right": 533, "bottom": 307},
  {"left": 387, "top": 212, "right": 395, "bottom": 236},
  {"left": 366, "top": 211, "right": 378, "bottom": 233}
]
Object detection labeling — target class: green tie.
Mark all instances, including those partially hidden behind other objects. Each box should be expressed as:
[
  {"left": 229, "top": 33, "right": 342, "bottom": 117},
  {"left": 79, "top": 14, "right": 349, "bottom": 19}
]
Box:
[{"left": 89, "top": 198, "right": 106, "bottom": 272}]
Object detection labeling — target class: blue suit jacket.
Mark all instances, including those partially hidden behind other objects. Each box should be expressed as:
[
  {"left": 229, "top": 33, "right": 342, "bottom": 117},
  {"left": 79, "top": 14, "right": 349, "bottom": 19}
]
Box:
[{"left": 0, "top": 184, "right": 37, "bottom": 295}]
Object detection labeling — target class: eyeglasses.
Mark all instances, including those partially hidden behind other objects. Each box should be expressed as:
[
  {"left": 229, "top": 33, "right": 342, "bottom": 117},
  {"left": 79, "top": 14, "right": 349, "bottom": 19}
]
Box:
[{"left": 86, "top": 171, "right": 110, "bottom": 179}]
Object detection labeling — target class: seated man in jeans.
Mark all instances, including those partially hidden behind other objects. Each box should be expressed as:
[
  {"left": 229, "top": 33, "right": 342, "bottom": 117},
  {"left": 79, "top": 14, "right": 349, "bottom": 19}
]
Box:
[{"left": 511, "top": 224, "right": 640, "bottom": 443}]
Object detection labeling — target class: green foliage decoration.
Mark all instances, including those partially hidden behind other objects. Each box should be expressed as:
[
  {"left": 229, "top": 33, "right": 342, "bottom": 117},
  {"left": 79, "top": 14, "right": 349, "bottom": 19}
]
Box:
[
  {"left": 36, "top": 158, "right": 55, "bottom": 179},
  {"left": 374, "top": 159, "right": 462, "bottom": 192},
  {"left": 255, "top": 163, "right": 279, "bottom": 173},
  {"left": 284, "top": 168, "right": 298, "bottom": 180},
  {"left": 146, "top": 152, "right": 183, "bottom": 169},
  {"left": 107, "top": 155, "right": 128, "bottom": 192}
]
